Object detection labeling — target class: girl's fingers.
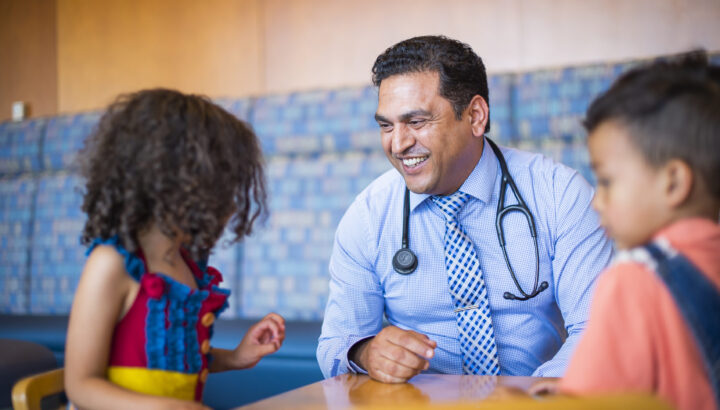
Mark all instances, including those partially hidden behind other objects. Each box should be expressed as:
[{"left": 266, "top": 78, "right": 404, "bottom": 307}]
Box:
[
  {"left": 263, "top": 313, "right": 286, "bottom": 333},
  {"left": 250, "top": 318, "right": 284, "bottom": 345}
]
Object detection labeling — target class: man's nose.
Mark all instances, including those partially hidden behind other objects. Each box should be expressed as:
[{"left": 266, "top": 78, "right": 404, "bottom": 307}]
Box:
[{"left": 391, "top": 125, "right": 415, "bottom": 155}]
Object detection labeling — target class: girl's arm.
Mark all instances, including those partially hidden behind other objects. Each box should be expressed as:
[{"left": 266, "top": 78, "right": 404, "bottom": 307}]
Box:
[
  {"left": 65, "top": 245, "right": 209, "bottom": 410},
  {"left": 209, "top": 313, "right": 285, "bottom": 372}
]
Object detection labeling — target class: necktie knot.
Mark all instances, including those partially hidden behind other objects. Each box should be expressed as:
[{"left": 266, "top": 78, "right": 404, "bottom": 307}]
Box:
[{"left": 431, "top": 191, "right": 470, "bottom": 222}]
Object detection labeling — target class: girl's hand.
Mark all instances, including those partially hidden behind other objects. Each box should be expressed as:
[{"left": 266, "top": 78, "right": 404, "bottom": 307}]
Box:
[{"left": 231, "top": 312, "right": 285, "bottom": 369}]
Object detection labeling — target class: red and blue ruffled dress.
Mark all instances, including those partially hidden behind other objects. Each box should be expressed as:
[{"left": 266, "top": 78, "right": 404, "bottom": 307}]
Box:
[{"left": 87, "top": 237, "right": 230, "bottom": 402}]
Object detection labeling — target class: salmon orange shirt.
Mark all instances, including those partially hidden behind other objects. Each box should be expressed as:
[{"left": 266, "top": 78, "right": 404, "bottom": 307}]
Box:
[{"left": 560, "top": 218, "right": 720, "bottom": 410}]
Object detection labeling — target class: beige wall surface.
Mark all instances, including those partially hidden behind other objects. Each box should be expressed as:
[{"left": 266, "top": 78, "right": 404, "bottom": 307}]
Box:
[
  {"left": 1, "top": 0, "right": 719, "bottom": 119},
  {"left": 57, "top": 0, "right": 263, "bottom": 114},
  {"left": 0, "top": 0, "right": 58, "bottom": 122},
  {"left": 263, "top": 0, "right": 720, "bottom": 93}
]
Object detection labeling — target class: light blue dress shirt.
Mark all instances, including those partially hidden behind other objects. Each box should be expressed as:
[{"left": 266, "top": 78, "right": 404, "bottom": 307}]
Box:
[{"left": 317, "top": 139, "right": 613, "bottom": 378}]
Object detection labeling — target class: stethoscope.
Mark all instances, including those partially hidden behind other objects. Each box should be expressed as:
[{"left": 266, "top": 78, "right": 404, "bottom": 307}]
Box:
[{"left": 392, "top": 137, "right": 549, "bottom": 301}]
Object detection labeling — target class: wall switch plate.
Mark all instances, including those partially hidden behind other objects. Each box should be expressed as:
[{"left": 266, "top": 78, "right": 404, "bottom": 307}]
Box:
[{"left": 12, "top": 101, "right": 26, "bottom": 122}]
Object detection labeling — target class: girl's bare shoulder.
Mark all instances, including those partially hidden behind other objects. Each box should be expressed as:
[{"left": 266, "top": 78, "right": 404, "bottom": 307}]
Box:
[{"left": 81, "top": 244, "right": 136, "bottom": 289}]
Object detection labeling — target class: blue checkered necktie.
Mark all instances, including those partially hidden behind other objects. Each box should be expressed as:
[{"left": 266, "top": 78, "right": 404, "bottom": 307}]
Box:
[{"left": 431, "top": 191, "right": 500, "bottom": 375}]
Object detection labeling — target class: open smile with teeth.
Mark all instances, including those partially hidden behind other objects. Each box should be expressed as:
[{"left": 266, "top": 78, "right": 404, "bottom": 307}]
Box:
[{"left": 402, "top": 156, "right": 428, "bottom": 167}]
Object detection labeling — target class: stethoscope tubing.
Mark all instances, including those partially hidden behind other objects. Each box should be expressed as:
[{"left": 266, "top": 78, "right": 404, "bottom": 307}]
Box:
[{"left": 393, "top": 137, "right": 549, "bottom": 301}]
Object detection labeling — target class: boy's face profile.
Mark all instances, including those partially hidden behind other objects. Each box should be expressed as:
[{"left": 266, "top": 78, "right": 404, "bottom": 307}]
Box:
[{"left": 588, "top": 121, "right": 670, "bottom": 250}]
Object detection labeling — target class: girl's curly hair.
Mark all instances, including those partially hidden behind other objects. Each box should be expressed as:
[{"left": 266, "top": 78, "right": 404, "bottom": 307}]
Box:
[{"left": 79, "top": 88, "right": 267, "bottom": 260}]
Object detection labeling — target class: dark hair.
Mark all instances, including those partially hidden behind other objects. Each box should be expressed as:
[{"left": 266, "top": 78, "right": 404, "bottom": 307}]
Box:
[
  {"left": 371, "top": 35, "right": 490, "bottom": 131},
  {"left": 584, "top": 50, "right": 720, "bottom": 198},
  {"left": 79, "top": 88, "right": 267, "bottom": 259}
]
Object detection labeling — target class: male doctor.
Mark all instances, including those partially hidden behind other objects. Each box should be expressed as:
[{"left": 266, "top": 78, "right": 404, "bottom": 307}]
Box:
[{"left": 317, "top": 35, "right": 612, "bottom": 383}]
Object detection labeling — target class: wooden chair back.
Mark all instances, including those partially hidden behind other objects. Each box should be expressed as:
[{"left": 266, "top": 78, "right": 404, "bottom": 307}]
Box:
[{"left": 11, "top": 368, "right": 65, "bottom": 410}]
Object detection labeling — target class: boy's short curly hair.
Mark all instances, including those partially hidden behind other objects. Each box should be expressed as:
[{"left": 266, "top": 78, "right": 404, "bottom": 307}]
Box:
[
  {"left": 79, "top": 88, "right": 267, "bottom": 259},
  {"left": 584, "top": 50, "right": 720, "bottom": 198}
]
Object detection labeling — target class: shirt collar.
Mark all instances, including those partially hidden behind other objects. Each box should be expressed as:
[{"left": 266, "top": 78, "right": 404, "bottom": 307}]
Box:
[{"left": 408, "top": 137, "right": 499, "bottom": 211}]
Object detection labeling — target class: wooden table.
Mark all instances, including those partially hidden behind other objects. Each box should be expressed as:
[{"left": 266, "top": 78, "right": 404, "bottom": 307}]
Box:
[{"left": 235, "top": 374, "right": 670, "bottom": 409}]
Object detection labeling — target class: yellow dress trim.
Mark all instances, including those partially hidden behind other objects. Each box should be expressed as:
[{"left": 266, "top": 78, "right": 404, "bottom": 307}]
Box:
[{"left": 107, "top": 367, "right": 198, "bottom": 401}]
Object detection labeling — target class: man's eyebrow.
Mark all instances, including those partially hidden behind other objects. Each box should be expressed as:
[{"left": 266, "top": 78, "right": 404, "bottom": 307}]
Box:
[{"left": 374, "top": 110, "right": 432, "bottom": 123}]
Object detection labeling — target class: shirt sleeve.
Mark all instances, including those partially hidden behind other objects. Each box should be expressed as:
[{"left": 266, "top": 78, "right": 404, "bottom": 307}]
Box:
[
  {"left": 533, "top": 169, "right": 614, "bottom": 376},
  {"left": 559, "top": 263, "right": 656, "bottom": 393},
  {"left": 316, "top": 198, "right": 385, "bottom": 378}
]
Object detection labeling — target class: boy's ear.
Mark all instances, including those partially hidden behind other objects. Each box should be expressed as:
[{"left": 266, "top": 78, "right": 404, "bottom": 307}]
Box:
[
  {"left": 467, "top": 95, "right": 489, "bottom": 138},
  {"left": 663, "top": 159, "right": 694, "bottom": 208}
]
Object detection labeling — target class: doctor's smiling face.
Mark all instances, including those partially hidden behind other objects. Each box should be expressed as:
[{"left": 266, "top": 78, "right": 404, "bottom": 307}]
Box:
[{"left": 376, "top": 70, "right": 488, "bottom": 196}]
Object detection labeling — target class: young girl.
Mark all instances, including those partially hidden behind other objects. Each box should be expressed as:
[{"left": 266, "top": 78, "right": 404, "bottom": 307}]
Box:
[{"left": 65, "top": 89, "right": 285, "bottom": 410}]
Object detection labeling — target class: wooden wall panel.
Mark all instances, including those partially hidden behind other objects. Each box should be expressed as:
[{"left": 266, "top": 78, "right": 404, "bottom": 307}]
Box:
[
  {"left": 2, "top": 0, "right": 718, "bottom": 118},
  {"left": 262, "top": 0, "right": 720, "bottom": 93},
  {"left": 0, "top": 0, "right": 58, "bottom": 122},
  {"left": 57, "top": 0, "right": 262, "bottom": 114}
]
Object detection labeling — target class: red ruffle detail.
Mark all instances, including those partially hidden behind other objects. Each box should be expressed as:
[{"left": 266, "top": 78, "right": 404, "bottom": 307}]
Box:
[
  {"left": 141, "top": 273, "right": 165, "bottom": 299},
  {"left": 204, "top": 290, "right": 229, "bottom": 312},
  {"left": 206, "top": 266, "right": 223, "bottom": 286}
]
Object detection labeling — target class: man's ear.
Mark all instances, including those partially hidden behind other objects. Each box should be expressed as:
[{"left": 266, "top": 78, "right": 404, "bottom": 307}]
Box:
[
  {"left": 467, "top": 95, "right": 489, "bottom": 138},
  {"left": 663, "top": 159, "right": 694, "bottom": 208}
]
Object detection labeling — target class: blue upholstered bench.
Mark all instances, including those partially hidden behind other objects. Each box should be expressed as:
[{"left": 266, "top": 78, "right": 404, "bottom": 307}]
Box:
[{"left": 0, "top": 315, "right": 323, "bottom": 409}]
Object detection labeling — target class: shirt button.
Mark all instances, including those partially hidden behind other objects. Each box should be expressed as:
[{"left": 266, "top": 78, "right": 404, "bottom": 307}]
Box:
[
  {"left": 201, "top": 339, "right": 211, "bottom": 354},
  {"left": 200, "top": 368, "right": 209, "bottom": 383},
  {"left": 201, "top": 312, "right": 215, "bottom": 327}
]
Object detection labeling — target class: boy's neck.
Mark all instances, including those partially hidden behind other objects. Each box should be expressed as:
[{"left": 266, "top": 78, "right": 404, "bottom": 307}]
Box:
[{"left": 666, "top": 191, "right": 720, "bottom": 225}]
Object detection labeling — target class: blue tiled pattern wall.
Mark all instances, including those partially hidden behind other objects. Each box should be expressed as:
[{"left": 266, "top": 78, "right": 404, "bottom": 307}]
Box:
[
  {"left": 243, "top": 87, "right": 390, "bottom": 319},
  {"left": 0, "top": 120, "right": 46, "bottom": 176},
  {"left": 0, "top": 176, "right": 36, "bottom": 313},
  {"left": 1, "top": 53, "right": 717, "bottom": 317},
  {"left": 30, "top": 173, "right": 86, "bottom": 313},
  {"left": 43, "top": 113, "right": 101, "bottom": 172},
  {"left": 510, "top": 64, "right": 636, "bottom": 184}
]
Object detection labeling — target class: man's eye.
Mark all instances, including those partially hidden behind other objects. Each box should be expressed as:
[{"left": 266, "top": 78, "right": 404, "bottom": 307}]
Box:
[
  {"left": 409, "top": 119, "right": 426, "bottom": 126},
  {"left": 378, "top": 123, "right": 392, "bottom": 130}
]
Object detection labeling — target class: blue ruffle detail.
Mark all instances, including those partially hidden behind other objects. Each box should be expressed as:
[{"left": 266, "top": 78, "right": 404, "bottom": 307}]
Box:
[
  {"left": 195, "top": 256, "right": 209, "bottom": 272},
  {"left": 137, "top": 252, "right": 231, "bottom": 373},
  {"left": 167, "top": 296, "right": 186, "bottom": 372},
  {"left": 147, "top": 278, "right": 211, "bottom": 373},
  {"left": 145, "top": 296, "right": 167, "bottom": 369},
  {"left": 211, "top": 286, "right": 231, "bottom": 317},
  {"left": 194, "top": 256, "right": 211, "bottom": 288},
  {"left": 185, "top": 290, "right": 208, "bottom": 372},
  {"left": 87, "top": 236, "right": 145, "bottom": 282}
]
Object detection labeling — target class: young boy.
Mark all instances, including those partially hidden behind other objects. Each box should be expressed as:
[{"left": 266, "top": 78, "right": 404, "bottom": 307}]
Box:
[{"left": 558, "top": 52, "right": 720, "bottom": 410}]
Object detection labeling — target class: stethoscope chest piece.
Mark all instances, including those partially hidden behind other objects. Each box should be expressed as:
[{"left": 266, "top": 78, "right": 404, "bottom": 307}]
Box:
[
  {"left": 393, "top": 187, "right": 419, "bottom": 275},
  {"left": 393, "top": 247, "right": 417, "bottom": 275}
]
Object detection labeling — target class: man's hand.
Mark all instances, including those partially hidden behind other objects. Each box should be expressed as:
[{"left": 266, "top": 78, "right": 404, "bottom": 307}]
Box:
[
  {"left": 527, "top": 378, "right": 560, "bottom": 396},
  {"left": 352, "top": 326, "right": 436, "bottom": 383}
]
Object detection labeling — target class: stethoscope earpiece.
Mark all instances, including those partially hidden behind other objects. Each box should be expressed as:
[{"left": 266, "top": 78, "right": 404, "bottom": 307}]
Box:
[{"left": 503, "top": 281, "right": 548, "bottom": 301}]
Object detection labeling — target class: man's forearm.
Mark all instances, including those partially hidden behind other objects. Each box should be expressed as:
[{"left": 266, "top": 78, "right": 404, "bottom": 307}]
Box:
[{"left": 532, "top": 330, "right": 582, "bottom": 377}]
